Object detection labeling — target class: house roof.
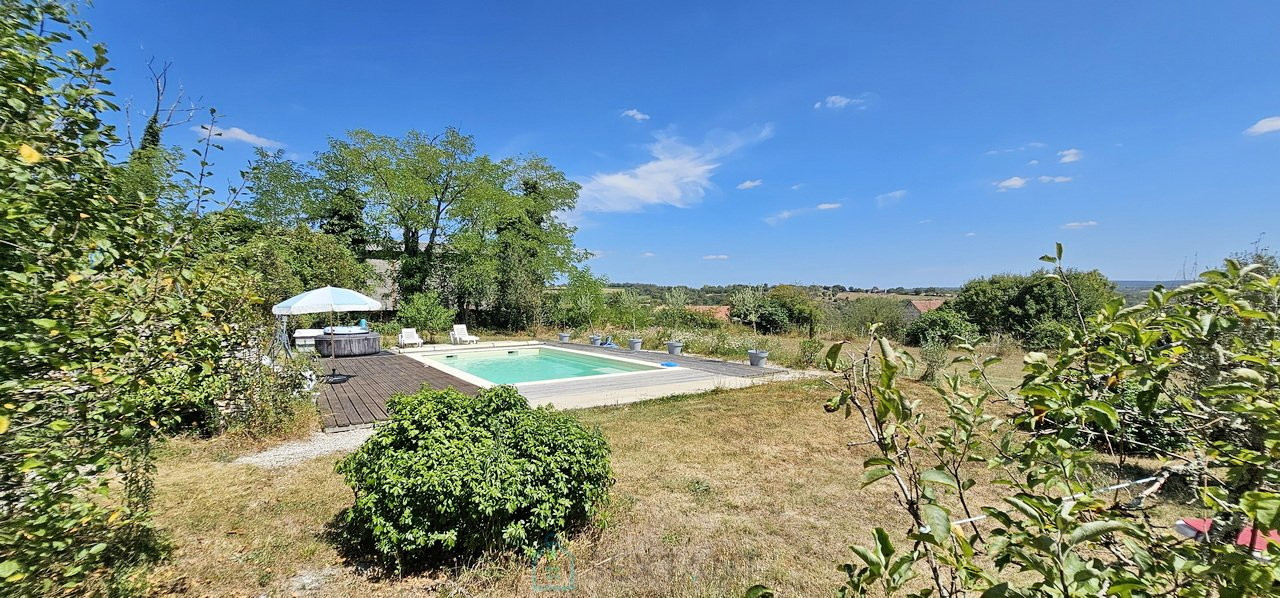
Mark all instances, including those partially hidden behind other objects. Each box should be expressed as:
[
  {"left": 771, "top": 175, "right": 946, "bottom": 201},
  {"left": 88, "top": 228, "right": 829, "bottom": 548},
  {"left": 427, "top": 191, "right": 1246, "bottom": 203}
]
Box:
[
  {"left": 686, "top": 305, "right": 731, "bottom": 321},
  {"left": 909, "top": 299, "right": 945, "bottom": 313}
]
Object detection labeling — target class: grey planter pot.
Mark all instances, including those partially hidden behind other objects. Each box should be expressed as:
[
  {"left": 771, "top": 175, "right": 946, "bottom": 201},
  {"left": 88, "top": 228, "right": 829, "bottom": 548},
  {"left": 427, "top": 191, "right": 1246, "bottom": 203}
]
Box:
[
  {"left": 628, "top": 338, "right": 643, "bottom": 351},
  {"left": 589, "top": 334, "right": 602, "bottom": 346},
  {"left": 747, "top": 349, "right": 770, "bottom": 367},
  {"left": 557, "top": 332, "right": 571, "bottom": 342},
  {"left": 666, "top": 341, "right": 684, "bottom": 355}
]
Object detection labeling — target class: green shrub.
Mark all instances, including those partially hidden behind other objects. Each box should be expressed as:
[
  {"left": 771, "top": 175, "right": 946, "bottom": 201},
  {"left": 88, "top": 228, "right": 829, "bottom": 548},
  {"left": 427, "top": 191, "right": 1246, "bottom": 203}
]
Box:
[
  {"left": 1053, "top": 381, "right": 1188, "bottom": 456},
  {"left": 369, "top": 320, "right": 401, "bottom": 336},
  {"left": 680, "top": 329, "right": 779, "bottom": 359},
  {"left": 947, "top": 269, "right": 1116, "bottom": 343},
  {"left": 336, "top": 386, "right": 613, "bottom": 568},
  {"left": 655, "top": 306, "right": 723, "bottom": 330},
  {"left": 918, "top": 340, "right": 949, "bottom": 383},
  {"left": 903, "top": 309, "right": 977, "bottom": 346},
  {"left": 136, "top": 344, "right": 318, "bottom": 437},
  {"left": 1022, "top": 319, "right": 1069, "bottom": 351},
  {"left": 830, "top": 297, "right": 907, "bottom": 340},
  {"left": 753, "top": 301, "right": 791, "bottom": 334},
  {"left": 983, "top": 331, "right": 1020, "bottom": 357},
  {"left": 766, "top": 285, "right": 821, "bottom": 337},
  {"left": 398, "top": 290, "right": 456, "bottom": 343},
  {"left": 799, "top": 338, "right": 825, "bottom": 367}
]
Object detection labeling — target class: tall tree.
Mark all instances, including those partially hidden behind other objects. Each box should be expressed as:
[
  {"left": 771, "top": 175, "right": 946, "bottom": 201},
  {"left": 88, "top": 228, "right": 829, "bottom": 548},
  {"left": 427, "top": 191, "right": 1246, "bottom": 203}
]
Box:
[
  {"left": 316, "top": 129, "right": 494, "bottom": 296},
  {"left": 487, "top": 155, "right": 583, "bottom": 329},
  {"left": 243, "top": 148, "right": 311, "bottom": 227}
]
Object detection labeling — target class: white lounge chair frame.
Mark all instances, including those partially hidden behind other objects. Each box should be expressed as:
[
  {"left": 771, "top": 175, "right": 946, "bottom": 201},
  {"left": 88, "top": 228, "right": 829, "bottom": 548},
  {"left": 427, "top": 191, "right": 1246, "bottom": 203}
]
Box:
[
  {"left": 450, "top": 324, "right": 479, "bottom": 345},
  {"left": 398, "top": 328, "right": 424, "bottom": 348}
]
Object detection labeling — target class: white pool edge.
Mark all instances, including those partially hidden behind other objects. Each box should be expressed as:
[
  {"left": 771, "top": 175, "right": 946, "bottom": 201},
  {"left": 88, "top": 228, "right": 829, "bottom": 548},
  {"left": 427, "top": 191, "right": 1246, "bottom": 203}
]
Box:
[{"left": 403, "top": 343, "right": 684, "bottom": 388}]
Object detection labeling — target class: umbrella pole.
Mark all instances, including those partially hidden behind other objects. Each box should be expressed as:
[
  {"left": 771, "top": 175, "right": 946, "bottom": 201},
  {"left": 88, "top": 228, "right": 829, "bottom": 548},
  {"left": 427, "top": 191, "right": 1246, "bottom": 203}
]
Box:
[{"left": 328, "top": 310, "right": 337, "bottom": 382}]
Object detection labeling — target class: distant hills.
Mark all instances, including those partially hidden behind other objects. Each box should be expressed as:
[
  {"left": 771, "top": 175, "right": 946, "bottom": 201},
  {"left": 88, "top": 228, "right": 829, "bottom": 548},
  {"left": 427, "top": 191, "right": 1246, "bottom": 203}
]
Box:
[{"left": 1112, "top": 280, "right": 1196, "bottom": 289}]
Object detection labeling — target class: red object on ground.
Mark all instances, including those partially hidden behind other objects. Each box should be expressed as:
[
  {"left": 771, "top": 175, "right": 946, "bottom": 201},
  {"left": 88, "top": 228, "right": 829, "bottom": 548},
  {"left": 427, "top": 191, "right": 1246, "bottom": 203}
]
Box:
[{"left": 1175, "top": 518, "right": 1280, "bottom": 551}]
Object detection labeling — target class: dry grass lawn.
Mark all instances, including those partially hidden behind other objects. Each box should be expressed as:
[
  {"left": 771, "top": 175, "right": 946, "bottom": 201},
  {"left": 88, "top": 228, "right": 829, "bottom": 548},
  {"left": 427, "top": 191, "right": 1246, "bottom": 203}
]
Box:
[{"left": 145, "top": 368, "right": 1166, "bottom": 597}]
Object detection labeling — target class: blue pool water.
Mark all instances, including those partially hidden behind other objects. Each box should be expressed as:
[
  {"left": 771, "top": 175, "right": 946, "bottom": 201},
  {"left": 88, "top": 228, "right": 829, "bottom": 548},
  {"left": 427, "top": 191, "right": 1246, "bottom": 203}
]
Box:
[{"left": 424, "top": 348, "right": 658, "bottom": 384}]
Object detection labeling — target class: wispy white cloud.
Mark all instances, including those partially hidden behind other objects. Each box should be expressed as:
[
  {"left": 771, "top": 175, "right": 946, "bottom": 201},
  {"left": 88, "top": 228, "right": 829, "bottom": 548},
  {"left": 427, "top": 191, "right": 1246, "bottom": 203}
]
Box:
[
  {"left": 995, "top": 176, "right": 1029, "bottom": 191},
  {"left": 1061, "top": 220, "right": 1098, "bottom": 229},
  {"left": 918, "top": 219, "right": 933, "bottom": 224},
  {"left": 585, "top": 249, "right": 605, "bottom": 259},
  {"left": 640, "top": 251, "right": 656, "bottom": 257},
  {"left": 964, "top": 232, "right": 977, "bottom": 237},
  {"left": 1058, "top": 148, "right": 1083, "bottom": 163},
  {"left": 192, "top": 124, "right": 283, "bottom": 148},
  {"left": 1028, "top": 159, "right": 1040, "bottom": 165},
  {"left": 765, "top": 202, "right": 842, "bottom": 225},
  {"left": 1037, "top": 175, "right": 1072, "bottom": 183},
  {"left": 986, "top": 141, "right": 1045, "bottom": 155},
  {"left": 620, "top": 108, "right": 650, "bottom": 121},
  {"left": 702, "top": 254, "right": 729, "bottom": 260},
  {"left": 763, "top": 209, "right": 796, "bottom": 226},
  {"left": 736, "top": 179, "right": 763, "bottom": 189},
  {"left": 790, "top": 183, "right": 803, "bottom": 190},
  {"left": 813, "top": 94, "right": 869, "bottom": 110},
  {"left": 875, "top": 189, "right": 907, "bottom": 207},
  {"left": 574, "top": 125, "right": 774, "bottom": 215},
  {"left": 1244, "top": 116, "right": 1280, "bottom": 136}
]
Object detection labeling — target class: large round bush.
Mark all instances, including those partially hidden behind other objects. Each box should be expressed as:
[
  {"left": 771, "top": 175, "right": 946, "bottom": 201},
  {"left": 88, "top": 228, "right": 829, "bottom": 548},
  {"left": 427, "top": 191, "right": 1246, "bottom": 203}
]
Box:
[
  {"left": 335, "top": 385, "right": 613, "bottom": 567},
  {"left": 903, "top": 309, "right": 978, "bottom": 346}
]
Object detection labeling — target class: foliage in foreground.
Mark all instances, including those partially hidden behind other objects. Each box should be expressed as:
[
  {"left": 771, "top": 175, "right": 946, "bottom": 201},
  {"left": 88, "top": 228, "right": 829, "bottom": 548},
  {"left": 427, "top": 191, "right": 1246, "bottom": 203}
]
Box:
[
  {"left": 819, "top": 247, "right": 1280, "bottom": 596},
  {"left": 336, "top": 386, "right": 613, "bottom": 569},
  {"left": 0, "top": 3, "right": 275, "bottom": 594}
]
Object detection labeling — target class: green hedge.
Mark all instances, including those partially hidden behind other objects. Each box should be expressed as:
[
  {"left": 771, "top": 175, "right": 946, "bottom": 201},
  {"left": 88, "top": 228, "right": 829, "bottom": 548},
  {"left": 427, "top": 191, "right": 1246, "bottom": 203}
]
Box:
[
  {"left": 903, "top": 309, "right": 978, "bottom": 347},
  {"left": 335, "top": 386, "right": 613, "bottom": 568}
]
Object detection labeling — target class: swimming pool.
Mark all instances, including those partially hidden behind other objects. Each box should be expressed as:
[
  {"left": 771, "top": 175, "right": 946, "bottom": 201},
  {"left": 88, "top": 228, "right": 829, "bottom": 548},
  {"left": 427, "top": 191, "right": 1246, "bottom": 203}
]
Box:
[{"left": 421, "top": 347, "right": 661, "bottom": 385}]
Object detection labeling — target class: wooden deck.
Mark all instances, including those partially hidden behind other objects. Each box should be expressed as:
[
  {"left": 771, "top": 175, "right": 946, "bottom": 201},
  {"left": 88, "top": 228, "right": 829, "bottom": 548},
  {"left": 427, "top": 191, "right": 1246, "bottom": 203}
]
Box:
[{"left": 316, "top": 352, "right": 480, "bottom": 431}]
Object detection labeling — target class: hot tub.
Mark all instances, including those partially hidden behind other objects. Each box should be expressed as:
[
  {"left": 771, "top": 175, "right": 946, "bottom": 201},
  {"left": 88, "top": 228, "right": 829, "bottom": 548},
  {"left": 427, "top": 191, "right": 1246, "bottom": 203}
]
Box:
[{"left": 314, "top": 331, "right": 381, "bottom": 357}]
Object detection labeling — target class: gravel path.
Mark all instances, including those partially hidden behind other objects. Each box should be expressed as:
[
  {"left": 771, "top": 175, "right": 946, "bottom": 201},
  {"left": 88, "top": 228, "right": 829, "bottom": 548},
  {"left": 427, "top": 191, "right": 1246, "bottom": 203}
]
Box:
[{"left": 233, "top": 427, "right": 374, "bottom": 468}]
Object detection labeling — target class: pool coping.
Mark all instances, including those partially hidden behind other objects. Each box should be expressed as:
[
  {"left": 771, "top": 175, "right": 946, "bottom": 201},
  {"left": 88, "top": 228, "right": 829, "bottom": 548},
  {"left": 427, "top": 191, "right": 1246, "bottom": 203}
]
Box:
[{"left": 403, "top": 343, "right": 686, "bottom": 388}]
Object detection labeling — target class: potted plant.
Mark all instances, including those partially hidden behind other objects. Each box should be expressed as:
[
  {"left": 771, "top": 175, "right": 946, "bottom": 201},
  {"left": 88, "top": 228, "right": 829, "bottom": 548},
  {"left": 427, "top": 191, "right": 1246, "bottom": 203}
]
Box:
[
  {"left": 589, "top": 333, "right": 602, "bottom": 346},
  {"left": 666, "top": 339, "right": 684, "bottom": 355},
  {"left": 747, "top": 349, "right": 769, "bottom": 367},
  {"left": 628, "top": 336, "right": 643, "bottom": 351},
  {"left": 558, "top": 331, "right": 571, "bottom": 342}
]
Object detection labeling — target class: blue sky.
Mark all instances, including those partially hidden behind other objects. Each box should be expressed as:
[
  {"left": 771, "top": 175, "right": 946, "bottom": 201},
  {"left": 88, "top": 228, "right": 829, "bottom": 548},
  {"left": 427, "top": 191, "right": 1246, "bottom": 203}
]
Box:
[{"left": 88, "top": 1, "right": 1280, "bottom": 287}]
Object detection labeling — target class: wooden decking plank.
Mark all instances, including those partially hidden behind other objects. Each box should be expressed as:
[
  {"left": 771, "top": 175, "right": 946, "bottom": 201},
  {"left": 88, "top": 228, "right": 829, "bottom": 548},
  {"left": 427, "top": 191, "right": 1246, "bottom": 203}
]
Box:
[{"left": 315, "top": 352, "right": 478, "bottom": 431}]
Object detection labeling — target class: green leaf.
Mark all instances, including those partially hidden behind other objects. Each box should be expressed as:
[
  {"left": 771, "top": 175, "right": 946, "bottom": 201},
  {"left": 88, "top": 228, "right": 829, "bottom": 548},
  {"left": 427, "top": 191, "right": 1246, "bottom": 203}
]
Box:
[
  {"left": 920, "top": 469, "right": 959, "bottom": 490},
  {"left": 1230, "top": 368, "right": 1267, "bottom": 385},
  {"left": 1066, "top": 520, "right": 1136, "bottom": 546},
  {"left": 921, "top": 503, "right": 950, "bottom": 542},
  {"left": 744, "top": 585, "right": 774, "bottom": 598},
  {"left": 823, "top": 342, "right": 844, "bottom": 371},
  {"left": 1242, "top": 492, "right": 1280, "bottom": 530},
  {"left": 862, "top": 467, "right": 892, "bottom": 487},
  {"left": 1082, "top": 400, "right": 1119, "bottom": 430},
  {"left": 0, "top": 560, "right": 19, "bottom": 578}
]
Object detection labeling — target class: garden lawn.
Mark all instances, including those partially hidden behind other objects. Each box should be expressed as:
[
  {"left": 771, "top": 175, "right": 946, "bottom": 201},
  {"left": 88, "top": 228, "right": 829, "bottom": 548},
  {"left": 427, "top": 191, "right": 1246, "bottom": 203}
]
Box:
[{"left": 145, "top": 373, "right": 1161, "bottom": 596}]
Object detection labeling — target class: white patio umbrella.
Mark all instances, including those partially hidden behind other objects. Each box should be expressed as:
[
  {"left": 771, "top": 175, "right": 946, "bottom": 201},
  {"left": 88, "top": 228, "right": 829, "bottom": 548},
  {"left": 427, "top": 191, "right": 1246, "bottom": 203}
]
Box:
[
  {"left": 272, "top": 286, "right": 382, "bottom": 316},
  {"left": 272, "top": 286, "right": 383, "bottom": 382}
]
